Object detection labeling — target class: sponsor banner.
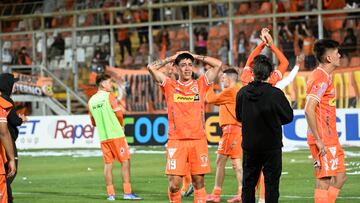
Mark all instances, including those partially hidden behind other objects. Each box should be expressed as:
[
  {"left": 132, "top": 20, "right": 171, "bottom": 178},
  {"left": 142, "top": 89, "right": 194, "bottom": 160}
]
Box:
[
  {"left": 13, "top": 72, "right": 53, "bottom": 96},
  {"left": 16, "top": 109, "right": 360, "bottom": 149}
]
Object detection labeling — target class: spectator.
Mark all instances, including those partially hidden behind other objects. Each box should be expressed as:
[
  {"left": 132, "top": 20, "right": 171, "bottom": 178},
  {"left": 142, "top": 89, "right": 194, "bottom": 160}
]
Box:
[
  {"left": 279, "top": 24, "right": 296, "bottom": 69},
  {"left": 116, "top": 14, "right": 132, "bottom": 64},
  {"left": 296, "top": 24, "right": 316, "bottom": 70},
  {"left": 237, "top": 31, "right": 248, "bottom": 67},
  {"left": 17, "top": 47, "right": 32, "bottom": 65},
  {"left": 43, "top": 0, "right": 57, "bottom": 28},
  {"left": 48, "top": 33, "right": 65, "bottom": 60},
  {"left": 342, "top": 28, "right": 357, "bottom": 57},
  {"left": 133, "top": 9, "right": 149, "bottom": 44},
  {"left": 155, "top": 29, "right": 170, "bottom": 59},
  {"left": 194, "top": 26, "right": 208, "bottom": 56},
  {"left": 218, "top": 39, "right": 229, "bottom": 65},
  {"left": 216, "top": 3, "right": 226, "bottom": 17}
]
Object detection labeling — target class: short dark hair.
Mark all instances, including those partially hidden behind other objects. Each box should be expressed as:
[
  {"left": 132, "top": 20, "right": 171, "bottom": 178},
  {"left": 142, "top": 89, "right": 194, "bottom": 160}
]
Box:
[
  {"left": 253, "top": 55, "right": 273, "bottom": 82},
  {"left": 313, "top": 39, "right": 339, "bottom": 63},
  {"left": 223, "top": 68, "right": 238, "bottom": 75},
  {"left": 174, "top": 53, "right": 194, "bottom": 65},
  {"left": 223, "top": 68, "right": 238, "bottom": 81},
  {"left": 96, "top": 74, "right": 111, "bottom": 87}
]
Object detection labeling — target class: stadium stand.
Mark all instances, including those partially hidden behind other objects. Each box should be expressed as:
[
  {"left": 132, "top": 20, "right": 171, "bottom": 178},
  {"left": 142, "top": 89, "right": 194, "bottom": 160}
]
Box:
[{"left": 0, "top": 0, "right": 359, "bottom": 115}]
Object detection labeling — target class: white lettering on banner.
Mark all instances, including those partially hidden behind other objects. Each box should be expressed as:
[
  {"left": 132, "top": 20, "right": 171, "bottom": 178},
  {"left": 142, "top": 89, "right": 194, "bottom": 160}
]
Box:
[{"left": 16, "top": 109, "right": 360, "bottom": 149}]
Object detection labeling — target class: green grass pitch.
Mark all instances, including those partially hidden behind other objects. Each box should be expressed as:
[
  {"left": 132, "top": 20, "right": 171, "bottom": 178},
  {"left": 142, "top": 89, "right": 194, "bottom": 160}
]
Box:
[{"left": 12, "top": 147, "right": 360, "bottom": 203}]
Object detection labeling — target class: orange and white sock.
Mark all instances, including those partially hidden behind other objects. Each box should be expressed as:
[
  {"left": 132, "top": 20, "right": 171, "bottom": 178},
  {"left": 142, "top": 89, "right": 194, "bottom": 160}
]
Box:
[
  {"left": 194, "top": 187, "right": 207, "bottom": 203},
  {"left": 123, "top": 183, "right": 132, "bottom": 194},
  {"left": 106, "top": 184, "right": 115, "bottom": 196},
  {"left": 212, "top": 186, "right": 222, "bottom": 196},
  {"left": 314, "top": 189, "right": 328, "bottom": 203},
  {"left": 328, "top": 186, "right": 340, "bottom": 203},
  {"left": 168, "top": 189, "right": 181, "bottom": 203}
]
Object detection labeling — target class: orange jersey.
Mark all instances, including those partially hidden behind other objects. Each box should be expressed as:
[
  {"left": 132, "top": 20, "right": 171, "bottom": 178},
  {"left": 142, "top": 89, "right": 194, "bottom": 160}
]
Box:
[
  {"left": 206, "top": 85, "right": 241, "bottom": 127},
  {"left": 241, "top": 42, "right": 289, "bottom": 86},
  {"left": 306, "top": 67, "right": 338, "bottom": 145},
  {"left": 0, "top": 97, "right": 12, "bottom": 175},
  {"left": 303, "top": 36, "right": 315, "bottom": 56},
  {"left": 161, "top": 75, "right": 211, "bottom": 140}
]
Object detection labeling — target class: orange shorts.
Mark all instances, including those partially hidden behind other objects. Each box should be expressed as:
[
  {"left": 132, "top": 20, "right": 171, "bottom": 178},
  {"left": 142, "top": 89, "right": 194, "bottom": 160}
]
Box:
[
  {"left": 0, "top": 175, "right": 7, "bottom": 203},
  {"left": 218, "top": 125, "right": 242, "bottom": 159},
  {"left": 101, "top": 137, "right": 131, "bottom": 164},
  {"left": 309, "top": 142, "right": 346, "bottom": 179},
  {"left": 166, "top": 139, "right": 211, "bottom": 176}
]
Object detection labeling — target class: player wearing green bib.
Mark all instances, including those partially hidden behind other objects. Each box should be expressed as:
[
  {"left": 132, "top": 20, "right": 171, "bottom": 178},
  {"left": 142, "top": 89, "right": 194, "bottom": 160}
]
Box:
[{"left": 89, "top": 74, "right": 142, "bottom": 201}]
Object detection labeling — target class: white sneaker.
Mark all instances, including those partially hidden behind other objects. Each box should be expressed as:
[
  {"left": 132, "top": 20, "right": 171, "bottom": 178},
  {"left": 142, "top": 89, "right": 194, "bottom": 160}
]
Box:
[
  {"left": 107, "top": 195, "right": 116, "bottom": 201},
  {"left": 258, "top": 198, "right": 265, "bottom": 203}
]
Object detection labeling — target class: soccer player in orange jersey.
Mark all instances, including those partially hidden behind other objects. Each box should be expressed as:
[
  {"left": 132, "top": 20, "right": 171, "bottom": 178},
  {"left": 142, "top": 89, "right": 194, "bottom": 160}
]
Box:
[
  {"left": 206, "top": 68, "right": 242, "bottom": 203},
  {"left": 304, "top": 39, "right": 346, "bottom": 203},
  {"left": 0, "top": 94, "right": 16, "bottom": 203},
  {"left": 148, "top": 51, "right": 222, "bottom": 203}
]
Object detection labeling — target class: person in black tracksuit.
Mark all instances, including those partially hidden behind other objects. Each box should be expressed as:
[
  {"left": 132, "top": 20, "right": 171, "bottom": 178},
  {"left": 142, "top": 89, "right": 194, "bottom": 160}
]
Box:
[
  {"left": 0, "top": 73, "right": 26, "bottom": 203},
  {"left": 235, "top": 55, "right": 293, "bottom": 203}
]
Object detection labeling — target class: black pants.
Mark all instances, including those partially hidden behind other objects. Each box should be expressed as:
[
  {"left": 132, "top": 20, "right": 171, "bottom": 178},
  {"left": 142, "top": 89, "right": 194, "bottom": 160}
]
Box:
[
  {"left": 5, "top": 141, "right": 18, "bottom": 203},
  {"left": 119, "top": 38, "right": 132, "bottom": 62},
  {"left": 242, "top": 149, "right": 282, "bottom": 203}
]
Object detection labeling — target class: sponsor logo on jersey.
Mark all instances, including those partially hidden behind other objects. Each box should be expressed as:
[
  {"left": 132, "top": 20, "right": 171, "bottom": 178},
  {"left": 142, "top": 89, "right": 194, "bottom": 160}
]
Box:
[{"left": 174, "top": 94, "right": 199, "bottom": 102}]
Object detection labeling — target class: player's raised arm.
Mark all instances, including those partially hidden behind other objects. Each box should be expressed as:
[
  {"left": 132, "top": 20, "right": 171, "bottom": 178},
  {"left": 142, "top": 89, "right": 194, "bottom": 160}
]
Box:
[
  {"left": 264, "top": 32, "right": 289, "bottom": 82},
  {"left": 192, "top": 54, "right": 222, "bottom": 84},
  {"left": 147, "top": 54, "right": 177, "bottom": 84}
]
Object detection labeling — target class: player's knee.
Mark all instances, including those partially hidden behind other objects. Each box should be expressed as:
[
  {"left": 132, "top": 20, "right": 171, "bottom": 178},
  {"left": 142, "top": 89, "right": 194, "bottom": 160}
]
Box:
[
  {"left": 231, "top": 159, "right": 242, "bottom": 171},
  {"left": 339, "top": 173, "right": 347, "bottom": 185},
  {"left": 168, "top": 185, "right": 180, "bottom": 193},
  {"left": 215, "top": 157, "right": 226, "bottom": 166},
  {"left": 192, "top": 176, "right": 205, "bottom": 189}
]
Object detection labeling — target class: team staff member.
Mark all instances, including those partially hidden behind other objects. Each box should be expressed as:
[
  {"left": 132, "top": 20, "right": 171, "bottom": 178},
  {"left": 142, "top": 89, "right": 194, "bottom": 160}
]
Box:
[
  {"left": 304, "top": 39, "right": 346, "bottom": 203},
  {"left": 0, "top": 73, "right": 27, "bottom": 203},
  {"left": 88, "top": 74, "right": 142, "bottom": 201},
  {"left": 148, "top": 51, "right": 222, "bottom": 203},
  {"left": 0, "top": 93, "right": 17, "bottom": 203},
  {"left": 236, "top": 55, "right": 293, "bottom": 203}
]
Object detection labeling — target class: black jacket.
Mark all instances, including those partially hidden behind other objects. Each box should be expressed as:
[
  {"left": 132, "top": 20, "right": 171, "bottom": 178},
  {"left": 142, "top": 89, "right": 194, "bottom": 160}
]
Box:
[
  {"left": 235, "top": 81, "right": 293, "bottom": 152},
  {"left": 0, "top": 74, "right": 22, "bottom": 141}
]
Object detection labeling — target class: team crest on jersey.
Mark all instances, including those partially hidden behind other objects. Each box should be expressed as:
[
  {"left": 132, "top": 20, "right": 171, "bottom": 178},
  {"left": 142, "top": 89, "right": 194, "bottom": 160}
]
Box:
[
  {"left": 190, "top": 85, "right": 199, "bottom": 94},
  {"left": 329, "top": 98, "right": 336, "bottom": 106},
  {"left": 200, "top": 154, "right": 208, "bottom": 167}
]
